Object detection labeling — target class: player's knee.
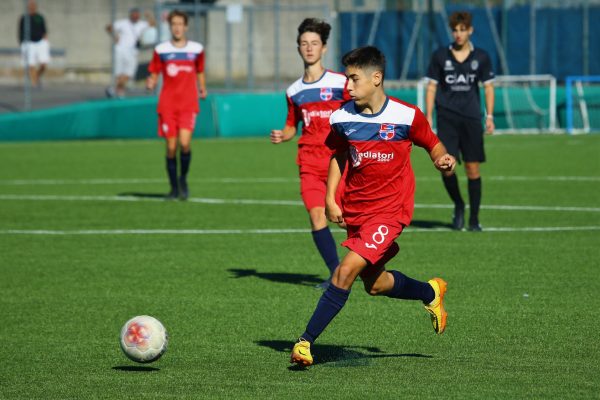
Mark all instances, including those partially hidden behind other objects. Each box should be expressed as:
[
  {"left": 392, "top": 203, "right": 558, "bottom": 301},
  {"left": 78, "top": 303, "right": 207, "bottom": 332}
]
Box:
[
  {"left": 464, "top": 163, "right": 480, "bottom": 179},
  {"left": 334, "top": 264, "right": 357, "bottom": 288},
  {"left": 466, "top": 170, "right": 480, "bottom": 179},
  {"left": 180, "top": 143, "right": 191, "bottom": 153},
  {"left": 308, "top": 209, "right": 326, "bottom": 230},
  {"left": 166, "top": 147, "right": 177, "bottom": 158},
  {"left": 364, "top": 281, "right": 386, "bottom": 296}
]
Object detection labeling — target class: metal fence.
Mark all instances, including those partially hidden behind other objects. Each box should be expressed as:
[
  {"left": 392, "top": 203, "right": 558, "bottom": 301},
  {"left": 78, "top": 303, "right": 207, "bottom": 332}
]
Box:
[
  {"left": 4, "top": 0, "right": 600, "bottom": 115},
  {"left": 151, "top": 2, "right": 331, "bottom": 91}
]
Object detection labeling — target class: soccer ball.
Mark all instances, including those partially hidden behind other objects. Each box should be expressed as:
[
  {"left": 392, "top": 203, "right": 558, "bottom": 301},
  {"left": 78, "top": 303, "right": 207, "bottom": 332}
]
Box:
[{"left": 119, "top": 315, "right": 168, "bottom": 363}]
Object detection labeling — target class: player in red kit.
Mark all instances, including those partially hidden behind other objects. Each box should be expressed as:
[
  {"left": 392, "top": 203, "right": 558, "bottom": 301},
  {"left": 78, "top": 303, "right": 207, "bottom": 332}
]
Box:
[
  {"left": 270, "top": 18, "right": 350, "bottom": 289},
  {"left": 146, "top": 9, "right": 207, "bottom": 200},
  {"left": 290, "top": 46, "right": 456, "bottom": 367}
]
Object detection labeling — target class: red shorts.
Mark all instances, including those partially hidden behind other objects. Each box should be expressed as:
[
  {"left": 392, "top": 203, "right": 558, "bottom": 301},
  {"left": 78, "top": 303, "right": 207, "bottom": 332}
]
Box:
[
  {"left": 342, "top": 220, "right": 404, "bottom": 276},
  {"left": 158, "top": 110, "right": 197, "bottom": 138},
  {"left": 299, "top": 169, "right": 344, "bottom": 211}
]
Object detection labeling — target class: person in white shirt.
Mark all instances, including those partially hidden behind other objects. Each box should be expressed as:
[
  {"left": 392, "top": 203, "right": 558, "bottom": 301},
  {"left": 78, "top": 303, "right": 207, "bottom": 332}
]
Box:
[{"left": 105, "top": 7, "right": 151, "bottom": 98}]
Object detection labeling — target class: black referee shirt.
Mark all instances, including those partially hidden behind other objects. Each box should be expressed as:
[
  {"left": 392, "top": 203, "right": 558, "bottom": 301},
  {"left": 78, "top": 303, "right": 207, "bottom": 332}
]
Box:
[
  {"left": 426, "top": 45, "right": 494, "bottom": 120},
  {"left": 19, "top": 13, "right": 47, "bottom": 43}
]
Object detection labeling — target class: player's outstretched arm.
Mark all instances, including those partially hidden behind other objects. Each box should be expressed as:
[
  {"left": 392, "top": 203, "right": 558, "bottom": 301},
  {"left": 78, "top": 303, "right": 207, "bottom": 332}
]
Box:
[
  {"left": 197, "top": 72, "right": 207, "bottom": 99},
  {"left": 325, "top": 152, "right": 346, "bottom": 224},
  {"left": 270, "top": 125, "right": 296, "bottom": 144},
  {"left": 146, "top": 73, "right": 159, "bottom": 91},
  {"left": 429, "top": 142, "right": 456, "bottom": 173},
  {"left": 484, "top": 82, "right": 495, "bottom": 134},
  {"left": 425, "top": 81, "right": 437, "bottom": 128}
]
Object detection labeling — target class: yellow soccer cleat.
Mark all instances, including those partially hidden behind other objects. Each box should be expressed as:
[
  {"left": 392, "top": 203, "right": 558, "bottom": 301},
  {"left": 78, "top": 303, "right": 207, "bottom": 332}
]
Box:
[
  {"left": 424, "top": 278, "right": 447, "bottom": 334},
  {"left": 290, "top": 338, "right": 313, "bottom": 367}
]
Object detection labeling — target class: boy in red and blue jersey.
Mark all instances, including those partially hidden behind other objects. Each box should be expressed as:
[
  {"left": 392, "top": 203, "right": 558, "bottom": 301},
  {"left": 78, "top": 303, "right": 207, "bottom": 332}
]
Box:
[
  {"left": 271, "top": 18, "right": 350, "bottom": 289},
  {"left": 290, "top": 46, "right": 456, "bottom": 367},
  {"left": 147, "top": 9, "right": 207, "bottom": 200}
]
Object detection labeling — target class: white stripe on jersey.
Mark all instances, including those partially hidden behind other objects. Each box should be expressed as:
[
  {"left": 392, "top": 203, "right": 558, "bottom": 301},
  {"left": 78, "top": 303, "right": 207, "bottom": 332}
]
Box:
[
  {"left": 330, "top": 98, "right": 417, "bottom": 127},
  {"left": 154, "top": 40, "right": 204, "bottom": 54},
  {"left": 285, "top": 70, "right": 347, "bottom": 98}
]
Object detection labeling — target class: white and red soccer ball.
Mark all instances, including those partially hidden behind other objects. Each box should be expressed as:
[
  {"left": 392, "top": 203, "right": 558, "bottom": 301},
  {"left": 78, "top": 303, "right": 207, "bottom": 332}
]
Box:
[{"left": 120, "top": 315, "right": 168, "bottom": 363}]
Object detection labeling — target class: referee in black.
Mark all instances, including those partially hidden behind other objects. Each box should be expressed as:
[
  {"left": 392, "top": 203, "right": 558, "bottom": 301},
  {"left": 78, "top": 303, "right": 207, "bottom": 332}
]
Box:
[{"left": 425, "top": 11, "right": 495, "bottom": 232}]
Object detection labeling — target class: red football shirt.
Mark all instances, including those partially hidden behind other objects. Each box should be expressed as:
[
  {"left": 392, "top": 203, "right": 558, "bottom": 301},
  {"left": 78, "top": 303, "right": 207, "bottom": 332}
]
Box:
[
  {"left": 284, "top": 70, "right": 350, "bottom": 174},
  {"left": 327, "top": 97, "right": 439, "bottom": 227},
  {"left": 148, "top": 40, "right": 205, "bottom": 113}
]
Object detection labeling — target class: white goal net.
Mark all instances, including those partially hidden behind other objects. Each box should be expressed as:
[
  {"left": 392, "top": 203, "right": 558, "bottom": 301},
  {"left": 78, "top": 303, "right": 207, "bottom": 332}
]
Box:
[{"left": 413, "top": 75, "right": 558, "bottom": 134}]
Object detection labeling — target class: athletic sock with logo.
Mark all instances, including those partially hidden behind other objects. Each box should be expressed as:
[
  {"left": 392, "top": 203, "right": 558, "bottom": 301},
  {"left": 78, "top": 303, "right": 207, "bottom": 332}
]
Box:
[
  {"left": 442, "top": 174, "right": 464, "bottom": 209},
  {"left": 301, "top": 284, "right": 350, "bottom": 343},
  {"left": 180, "top": 150, "right": 191, "bottom": 180},
  {"left": 468, "top": 177, "right": 482, "bottom": 225},
  {"left": 166, "top": 157, "right": 178, "bottom": 192},
  {"left": 387, "top": 270, "right": 435, "bottom": 304},
  {"left": 311, "top": 227, "right": 339, "bottom": 275}
]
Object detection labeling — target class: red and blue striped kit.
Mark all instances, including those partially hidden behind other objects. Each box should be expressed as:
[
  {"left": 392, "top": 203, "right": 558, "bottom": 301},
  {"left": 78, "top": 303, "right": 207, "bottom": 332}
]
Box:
[{"left": 327, "top": 97, "right": 440, "bottom": 226}]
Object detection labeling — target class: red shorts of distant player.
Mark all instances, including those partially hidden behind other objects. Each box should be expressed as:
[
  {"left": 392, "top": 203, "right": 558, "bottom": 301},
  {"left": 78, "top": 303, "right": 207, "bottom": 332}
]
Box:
[
  {"left": 342, "top": 220, "right": 404, "bottom": 278},
  {"left": 158, "top": 110, "right": 197, "bottom": 138},
  {"left": 300, "top": 169, "right": 344, "bottom": 211}
]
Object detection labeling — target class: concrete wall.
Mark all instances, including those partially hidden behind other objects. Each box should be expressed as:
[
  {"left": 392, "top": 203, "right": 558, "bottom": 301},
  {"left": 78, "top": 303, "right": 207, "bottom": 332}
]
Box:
[{"left": 0, "top": 0, "right": 155, "bottom": 83}]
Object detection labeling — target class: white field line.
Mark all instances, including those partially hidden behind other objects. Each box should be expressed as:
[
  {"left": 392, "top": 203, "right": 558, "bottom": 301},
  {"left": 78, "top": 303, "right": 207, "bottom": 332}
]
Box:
[
  {"left": 0, "top": 194, "right": 303, "bottom": 206},
  {"left": 0, "top": 175, "right": 598, "bottom": 186},
  {"left": 1, "top": 226, "right": 599, "bottom": 236},
  {"left": 0, "top": 193, "right": 599, "bottom": 212},
  {"left": 0, "top": 177, "right": 299, "bottom": 185}
]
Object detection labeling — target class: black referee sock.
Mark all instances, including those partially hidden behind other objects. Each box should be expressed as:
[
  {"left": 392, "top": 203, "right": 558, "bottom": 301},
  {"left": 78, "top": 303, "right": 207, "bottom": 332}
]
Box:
[
  {"left": 468, "top": 177, "right": 482, "bottom": 225},
  {"left": 180, "top": 150, "right": 191, "bottom": 180},
  {"left": 166, "top": 157, "right": 178, "bottom": 192},
  {"left": 442, "top": 174, "right": 464, "bottom": 209}
]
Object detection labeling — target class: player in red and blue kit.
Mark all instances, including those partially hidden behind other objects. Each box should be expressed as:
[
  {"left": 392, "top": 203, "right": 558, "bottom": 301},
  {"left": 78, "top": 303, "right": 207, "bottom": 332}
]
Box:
[
  {"left": 290, "top": 46, "right": 456, "bottom": 367},
  {"left": 147, "top": 9, "right": 207, "bottom": 200},
  {"left": 270, "top": 18, "right": 350, "bottom": 289}
]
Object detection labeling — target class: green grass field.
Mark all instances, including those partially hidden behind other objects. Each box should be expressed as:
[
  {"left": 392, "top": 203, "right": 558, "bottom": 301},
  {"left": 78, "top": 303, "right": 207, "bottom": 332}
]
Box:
[{"left": 1, "top": 134, "right": 599, "bottom": 399}]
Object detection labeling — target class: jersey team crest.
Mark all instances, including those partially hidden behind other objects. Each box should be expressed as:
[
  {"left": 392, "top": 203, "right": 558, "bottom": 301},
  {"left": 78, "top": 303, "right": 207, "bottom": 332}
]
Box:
[
  {"left": 379, "top": 123, "right": 396, "bottom": 140},
  {"left": 320, "top": 87, "right": 333, "bottom": 101}
]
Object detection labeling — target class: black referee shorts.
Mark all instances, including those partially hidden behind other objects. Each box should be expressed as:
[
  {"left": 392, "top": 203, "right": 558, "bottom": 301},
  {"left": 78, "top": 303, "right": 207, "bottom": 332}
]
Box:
[{"left": 436, "top": 110, "right": 485, "bottom": 163}]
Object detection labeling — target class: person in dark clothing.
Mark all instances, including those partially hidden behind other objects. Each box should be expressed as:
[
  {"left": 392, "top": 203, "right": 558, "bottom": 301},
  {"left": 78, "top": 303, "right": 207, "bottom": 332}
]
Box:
[
  {"left": 425, "top": 11, "right": 495, "bottom": 232},
  {"left": 18, "top": 0, "right": 50, "bottom": 88}
]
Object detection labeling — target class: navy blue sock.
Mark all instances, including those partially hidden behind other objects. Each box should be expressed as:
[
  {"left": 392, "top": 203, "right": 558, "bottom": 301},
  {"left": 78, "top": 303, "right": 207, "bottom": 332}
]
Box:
[
  {"left": 442, "top": 174, "right": 464, "bottom": 208},
  {"left": 301, "top": 284, "right": 350, "bottom": 343},
  {"left": 166, "top": 157, "right": 178, "bottom": 192},
  {"left": 311, "top": 227, "right": 339, "bottom": 275},
  {"left": 180, "top": 150, "right": 191, "bottom": 179},
  {"left": 468, "top": 177, "right": 482, "bottom": 225},
  {"left": 387, "top": 270, "right": 435, "bottom": 304}
]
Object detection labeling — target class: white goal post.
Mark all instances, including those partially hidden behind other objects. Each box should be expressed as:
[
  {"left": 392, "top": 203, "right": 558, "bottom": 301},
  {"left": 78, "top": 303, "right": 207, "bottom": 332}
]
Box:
[{"left": 565, "top": 75, "right": 600, "bottom": 134}]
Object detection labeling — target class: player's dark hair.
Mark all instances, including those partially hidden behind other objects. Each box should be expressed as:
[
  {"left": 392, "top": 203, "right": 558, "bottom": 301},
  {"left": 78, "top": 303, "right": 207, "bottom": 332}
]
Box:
[
  {"left": 342, "top": 46, "right": 386, "bottom": 79},
  {"left": 296, "top": 18, "right": 331, "bottom": 46},
  {"left": 448, "top": 11, "right": 472, "bottom": 29},
  {"left": 168, "top": 9, "right": 188, "bottom": 26}
]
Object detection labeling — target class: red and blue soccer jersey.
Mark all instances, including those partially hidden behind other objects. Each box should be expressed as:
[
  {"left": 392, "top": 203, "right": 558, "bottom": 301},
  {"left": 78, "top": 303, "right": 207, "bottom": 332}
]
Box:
[
  {"left": 285, "top": 70, "right": 351, "bottom": 174},
  {"left": 327, "top": 97, "right": 440, "bottom": 227},
  {"left": 148, "top": 41, "right": 205, "bottom": 113}
]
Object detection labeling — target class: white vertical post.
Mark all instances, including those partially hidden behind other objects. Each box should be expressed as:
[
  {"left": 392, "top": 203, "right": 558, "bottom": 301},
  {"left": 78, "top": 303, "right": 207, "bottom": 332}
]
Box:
[
  {"left": 417, "top": 79, "right": 425, "bottom": 113},
  {"left": 549, "top": 76, "right": 556, "bottom": 132},
  {"left": 22, "top": 0, "right": 31, "bottom": 111}
]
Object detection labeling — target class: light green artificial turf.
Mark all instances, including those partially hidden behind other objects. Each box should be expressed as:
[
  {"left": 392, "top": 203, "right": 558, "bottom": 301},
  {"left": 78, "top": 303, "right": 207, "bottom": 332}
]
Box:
[{"left": 0, "top": 134, "right": 599, "bottom": 399}]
